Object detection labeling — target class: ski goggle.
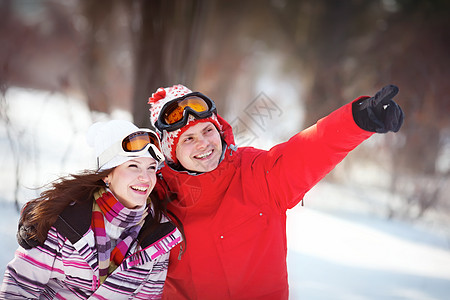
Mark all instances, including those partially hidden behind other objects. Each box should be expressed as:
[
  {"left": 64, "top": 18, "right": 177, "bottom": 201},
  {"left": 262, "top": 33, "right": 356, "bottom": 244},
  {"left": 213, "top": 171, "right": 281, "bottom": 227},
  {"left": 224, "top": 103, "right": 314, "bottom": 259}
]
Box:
[
  {"left": 155, "top": 92, "right": 217, "bottom": 132},
  {"left": 97, "top": 129, "right": 164, "bottom": 169}
]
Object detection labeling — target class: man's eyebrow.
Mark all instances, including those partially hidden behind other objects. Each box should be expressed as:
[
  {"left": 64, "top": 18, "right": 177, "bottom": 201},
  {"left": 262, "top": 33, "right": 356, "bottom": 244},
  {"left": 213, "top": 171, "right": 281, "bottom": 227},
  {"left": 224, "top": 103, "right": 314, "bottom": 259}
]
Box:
[{"left": 181, "top": 133, "right": 194, "bottom": 138}]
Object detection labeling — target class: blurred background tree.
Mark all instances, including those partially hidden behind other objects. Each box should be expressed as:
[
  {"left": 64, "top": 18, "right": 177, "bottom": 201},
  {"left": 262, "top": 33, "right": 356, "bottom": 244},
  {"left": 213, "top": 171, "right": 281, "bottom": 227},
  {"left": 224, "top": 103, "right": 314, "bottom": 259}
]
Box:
[{"left": 1, "top": 0, "right": 449, "bottom": 222}]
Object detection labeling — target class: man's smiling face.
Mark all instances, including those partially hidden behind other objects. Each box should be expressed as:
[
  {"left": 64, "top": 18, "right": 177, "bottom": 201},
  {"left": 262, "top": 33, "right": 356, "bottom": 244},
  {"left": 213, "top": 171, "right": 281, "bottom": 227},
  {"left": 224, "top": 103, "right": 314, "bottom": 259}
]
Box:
[{"left": 175, "top": 122, "right": 222, "bottom": 173}]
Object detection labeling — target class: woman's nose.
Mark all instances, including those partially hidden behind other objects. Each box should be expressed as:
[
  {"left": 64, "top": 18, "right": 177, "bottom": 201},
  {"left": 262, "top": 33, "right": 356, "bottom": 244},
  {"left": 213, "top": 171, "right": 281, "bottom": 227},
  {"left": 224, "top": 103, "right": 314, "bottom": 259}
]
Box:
[{"left": 138, "top": 171, "right": 150, "bottom": 182}]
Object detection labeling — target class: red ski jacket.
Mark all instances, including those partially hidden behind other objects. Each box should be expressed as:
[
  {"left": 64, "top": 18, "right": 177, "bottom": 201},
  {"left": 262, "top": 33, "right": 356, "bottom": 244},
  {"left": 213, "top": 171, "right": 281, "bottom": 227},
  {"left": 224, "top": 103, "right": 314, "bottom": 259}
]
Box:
[{"left": 159, "top": 99, "right": 373, "bottom": 299}]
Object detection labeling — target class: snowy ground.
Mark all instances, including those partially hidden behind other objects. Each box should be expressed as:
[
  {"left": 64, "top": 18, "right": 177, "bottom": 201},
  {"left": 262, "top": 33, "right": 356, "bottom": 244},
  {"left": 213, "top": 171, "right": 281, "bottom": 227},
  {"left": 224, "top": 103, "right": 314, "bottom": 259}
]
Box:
[
  {"left": 287, "top": 184, "right": 450, "bottom": 300},
  {"left": 1, "top": 88, "right": 450, "bottom": 299}
]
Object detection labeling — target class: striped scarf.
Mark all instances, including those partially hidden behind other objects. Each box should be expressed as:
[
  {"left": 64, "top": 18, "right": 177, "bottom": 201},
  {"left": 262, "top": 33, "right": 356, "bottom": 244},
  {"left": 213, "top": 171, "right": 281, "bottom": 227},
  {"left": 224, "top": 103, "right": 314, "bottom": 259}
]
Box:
[{"left": 92, "top": 188, "right": 147, "bottom": 284}]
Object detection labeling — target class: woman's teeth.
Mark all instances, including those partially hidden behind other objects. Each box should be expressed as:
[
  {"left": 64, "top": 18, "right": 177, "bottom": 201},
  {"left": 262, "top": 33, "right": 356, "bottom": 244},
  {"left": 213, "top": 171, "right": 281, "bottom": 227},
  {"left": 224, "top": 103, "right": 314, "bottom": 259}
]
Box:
[
  {"left": 195, "top": 150, "right": 212, "bottom": 159},
  {"left": 131, "top": 186, "right": 147, "bottom": 192}
]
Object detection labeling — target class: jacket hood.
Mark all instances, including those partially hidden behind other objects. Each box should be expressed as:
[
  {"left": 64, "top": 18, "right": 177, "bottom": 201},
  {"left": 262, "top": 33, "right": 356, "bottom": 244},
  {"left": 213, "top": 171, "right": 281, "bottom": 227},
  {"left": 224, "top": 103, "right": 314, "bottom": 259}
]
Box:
[{"left": 217, "top": 114, "right": 236, "bottom": 149}]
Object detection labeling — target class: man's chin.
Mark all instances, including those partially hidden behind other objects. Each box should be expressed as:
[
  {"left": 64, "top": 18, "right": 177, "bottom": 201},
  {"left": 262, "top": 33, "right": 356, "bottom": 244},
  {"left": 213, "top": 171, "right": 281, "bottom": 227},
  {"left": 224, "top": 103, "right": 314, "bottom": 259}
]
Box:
[{"left": 195, "top": 160, "right": 220, "bottom": 173}]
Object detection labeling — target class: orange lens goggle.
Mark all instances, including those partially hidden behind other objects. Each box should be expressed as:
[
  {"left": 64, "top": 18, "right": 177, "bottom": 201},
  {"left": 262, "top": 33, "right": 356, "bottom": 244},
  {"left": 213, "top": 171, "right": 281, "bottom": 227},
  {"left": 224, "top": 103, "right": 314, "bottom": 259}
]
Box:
[
  {"left": 122, "top": 131, "right": 161, "bottom": 153},
  {"left": 156, "top": 92, "right": 217, "bottom": 132},
  {"left": 97, "top": 130, "right": 164, "bottom": 169}
]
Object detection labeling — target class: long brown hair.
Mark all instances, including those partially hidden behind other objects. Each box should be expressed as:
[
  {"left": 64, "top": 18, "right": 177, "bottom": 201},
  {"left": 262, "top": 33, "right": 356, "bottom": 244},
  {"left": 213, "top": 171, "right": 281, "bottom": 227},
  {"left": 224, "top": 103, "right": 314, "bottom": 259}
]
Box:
[
  {"left": 19, "top": 168, "right": 184, "bottom": 249},
  {"left": 20, "top": 169, "right": 110, "bottom": 244}
]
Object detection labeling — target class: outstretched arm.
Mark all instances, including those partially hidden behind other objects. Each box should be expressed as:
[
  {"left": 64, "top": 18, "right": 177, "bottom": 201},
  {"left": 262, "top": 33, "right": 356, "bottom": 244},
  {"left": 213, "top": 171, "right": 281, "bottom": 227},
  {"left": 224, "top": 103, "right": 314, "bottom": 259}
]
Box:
[{"left": 258, "top": 85, "right": 404, "bottom": 210}]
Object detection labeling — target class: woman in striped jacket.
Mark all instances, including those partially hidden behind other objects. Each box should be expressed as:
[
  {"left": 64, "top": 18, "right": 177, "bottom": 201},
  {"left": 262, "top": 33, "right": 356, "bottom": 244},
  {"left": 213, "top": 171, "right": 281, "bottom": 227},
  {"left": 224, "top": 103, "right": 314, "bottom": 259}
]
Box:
[{"left": 1, "top": 120, "right": 183, "bottom": 300}]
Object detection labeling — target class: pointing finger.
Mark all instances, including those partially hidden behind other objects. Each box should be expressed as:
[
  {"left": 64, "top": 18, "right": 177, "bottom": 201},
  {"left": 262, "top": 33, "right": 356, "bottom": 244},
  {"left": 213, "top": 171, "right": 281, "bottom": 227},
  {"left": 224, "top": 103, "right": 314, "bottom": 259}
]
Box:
[{"left": 372, "top": 84, "right": 399, "bottom": 107}]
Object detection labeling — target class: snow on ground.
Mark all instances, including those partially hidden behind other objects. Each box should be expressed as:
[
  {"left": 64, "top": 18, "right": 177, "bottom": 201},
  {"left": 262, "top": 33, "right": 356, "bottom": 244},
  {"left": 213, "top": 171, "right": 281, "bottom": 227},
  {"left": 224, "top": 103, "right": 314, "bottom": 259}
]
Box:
[
  {"left": 1, "top": 88, "right": 450, "bottom": 299},
  {"left": 287, "top": 184, "right": 450, "bottom": 300}
]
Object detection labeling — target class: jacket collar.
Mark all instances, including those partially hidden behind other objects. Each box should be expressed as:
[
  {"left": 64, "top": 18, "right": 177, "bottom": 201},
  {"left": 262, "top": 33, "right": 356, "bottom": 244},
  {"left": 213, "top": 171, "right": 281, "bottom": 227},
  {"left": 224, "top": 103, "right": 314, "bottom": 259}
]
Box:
[{"left": 53, "top": 195, "right": 176, "bottom": 249}]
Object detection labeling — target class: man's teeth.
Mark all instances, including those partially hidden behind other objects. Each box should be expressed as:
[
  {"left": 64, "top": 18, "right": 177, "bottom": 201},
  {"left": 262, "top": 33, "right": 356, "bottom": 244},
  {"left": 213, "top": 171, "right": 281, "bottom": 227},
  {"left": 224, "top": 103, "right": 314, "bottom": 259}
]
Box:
[
  {"left": 196, "top": 150, "right": 212, "bottom": 159},
  {"left": 132, "top": 186, "right": 147, "bottom": 192}
]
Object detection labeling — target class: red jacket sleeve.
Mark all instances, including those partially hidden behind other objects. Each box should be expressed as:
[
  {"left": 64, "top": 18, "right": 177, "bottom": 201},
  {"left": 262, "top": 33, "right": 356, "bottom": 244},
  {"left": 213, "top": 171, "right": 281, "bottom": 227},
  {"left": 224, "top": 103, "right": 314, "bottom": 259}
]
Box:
[{"left": 259, "top": 99, "right": 373, "bottom": 210}]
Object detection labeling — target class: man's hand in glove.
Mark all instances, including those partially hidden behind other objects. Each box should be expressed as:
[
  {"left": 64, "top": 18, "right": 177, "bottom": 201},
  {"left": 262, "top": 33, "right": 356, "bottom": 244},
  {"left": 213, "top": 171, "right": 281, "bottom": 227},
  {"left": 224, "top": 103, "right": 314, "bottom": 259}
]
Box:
[{"left": 352, "top": 84, "right": 404, "bottom": 133}]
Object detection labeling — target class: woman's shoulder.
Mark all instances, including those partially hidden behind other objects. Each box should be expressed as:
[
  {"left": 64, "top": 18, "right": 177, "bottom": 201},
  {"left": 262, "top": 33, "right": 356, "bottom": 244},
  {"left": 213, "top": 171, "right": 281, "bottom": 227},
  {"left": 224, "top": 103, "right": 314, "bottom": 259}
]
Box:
[
  {"left": 139, "top": 215, "right": 179, "bottom": 249},
  {"left": 53, "top": 199, "right": 93, "bottom": 244}
]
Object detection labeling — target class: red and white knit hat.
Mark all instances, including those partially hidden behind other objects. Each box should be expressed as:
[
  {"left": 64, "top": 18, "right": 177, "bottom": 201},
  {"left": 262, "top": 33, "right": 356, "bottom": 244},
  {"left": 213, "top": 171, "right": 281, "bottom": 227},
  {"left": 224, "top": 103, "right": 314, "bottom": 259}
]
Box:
[{"left": 148, "top": 84, "right": 221, "bottom": 164}]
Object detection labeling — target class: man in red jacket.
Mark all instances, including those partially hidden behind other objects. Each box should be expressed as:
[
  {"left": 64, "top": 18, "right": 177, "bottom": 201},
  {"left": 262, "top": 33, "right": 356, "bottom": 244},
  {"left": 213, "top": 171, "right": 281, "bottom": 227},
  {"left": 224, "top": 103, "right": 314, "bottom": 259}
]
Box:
[{"left": 148, "top": 84, "right": 403, "bottom": 299}]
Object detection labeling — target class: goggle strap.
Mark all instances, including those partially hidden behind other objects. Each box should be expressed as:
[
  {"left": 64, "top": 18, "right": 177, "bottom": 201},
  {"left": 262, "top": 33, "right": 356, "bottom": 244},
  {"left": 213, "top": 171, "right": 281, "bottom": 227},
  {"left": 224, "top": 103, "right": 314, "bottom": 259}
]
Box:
[
  {"left": 97, "top": 143, "right": 122, "bottom": 169},
  {"left": 148, "top": 145, "right": 164, "bottom": 163}
]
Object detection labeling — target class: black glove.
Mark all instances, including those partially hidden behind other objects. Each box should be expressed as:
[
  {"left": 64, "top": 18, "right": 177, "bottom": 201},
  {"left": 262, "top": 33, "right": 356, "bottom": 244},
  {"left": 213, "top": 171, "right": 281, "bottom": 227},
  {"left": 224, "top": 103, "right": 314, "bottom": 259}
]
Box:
[{"left": 352, "top": 85, "right": 404, "bottom": 133}]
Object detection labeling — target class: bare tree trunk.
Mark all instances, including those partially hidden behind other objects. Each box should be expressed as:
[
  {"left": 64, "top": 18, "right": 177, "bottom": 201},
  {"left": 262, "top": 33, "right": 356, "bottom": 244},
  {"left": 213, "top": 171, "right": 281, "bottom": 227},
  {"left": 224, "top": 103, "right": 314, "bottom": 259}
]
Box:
[
  {"left": 130, "top": 0, "right": 208, "bottom": 127},
  {"left": 79, "top": 0, "right": 121, "bottom": 113}
]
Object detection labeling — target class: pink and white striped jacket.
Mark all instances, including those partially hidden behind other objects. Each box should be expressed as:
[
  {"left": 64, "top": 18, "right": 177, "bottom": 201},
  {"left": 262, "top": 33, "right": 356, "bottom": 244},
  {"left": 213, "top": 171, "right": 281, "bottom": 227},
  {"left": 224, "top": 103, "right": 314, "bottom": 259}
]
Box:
[{"left": 0, "top": 199, "right": 182, "bottom": 299}]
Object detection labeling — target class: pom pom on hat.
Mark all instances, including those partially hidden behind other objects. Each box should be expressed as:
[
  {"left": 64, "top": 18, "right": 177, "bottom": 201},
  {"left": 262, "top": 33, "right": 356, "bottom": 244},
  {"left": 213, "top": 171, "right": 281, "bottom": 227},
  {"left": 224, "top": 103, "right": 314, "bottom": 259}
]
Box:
[
  {"left": 148, "top": 84, "right": 222, "bottom": 165},
  {"left": 86, "top": 120, "right": 153, "bottom": 171}
]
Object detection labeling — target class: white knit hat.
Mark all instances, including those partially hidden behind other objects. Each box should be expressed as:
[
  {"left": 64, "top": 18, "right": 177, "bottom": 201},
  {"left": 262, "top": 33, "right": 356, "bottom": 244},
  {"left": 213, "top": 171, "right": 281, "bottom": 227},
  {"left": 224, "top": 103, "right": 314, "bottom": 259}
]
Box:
[
  {"left": 148, "top": 84, "right": 221, "bottom": 165},
  {"left": 86, "top": 120, "right": 159, "bottom": 171}
]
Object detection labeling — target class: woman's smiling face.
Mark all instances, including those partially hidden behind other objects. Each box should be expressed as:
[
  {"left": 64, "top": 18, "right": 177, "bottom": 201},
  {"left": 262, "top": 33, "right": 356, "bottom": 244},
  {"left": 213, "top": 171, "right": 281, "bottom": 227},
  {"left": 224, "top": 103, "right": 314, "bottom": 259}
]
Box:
[
  {"left": 175, "top": 122, "right": 222, "bottom": 173},
  {"left": 104, "top": 157, "right": 157, "bottom": 209}
]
